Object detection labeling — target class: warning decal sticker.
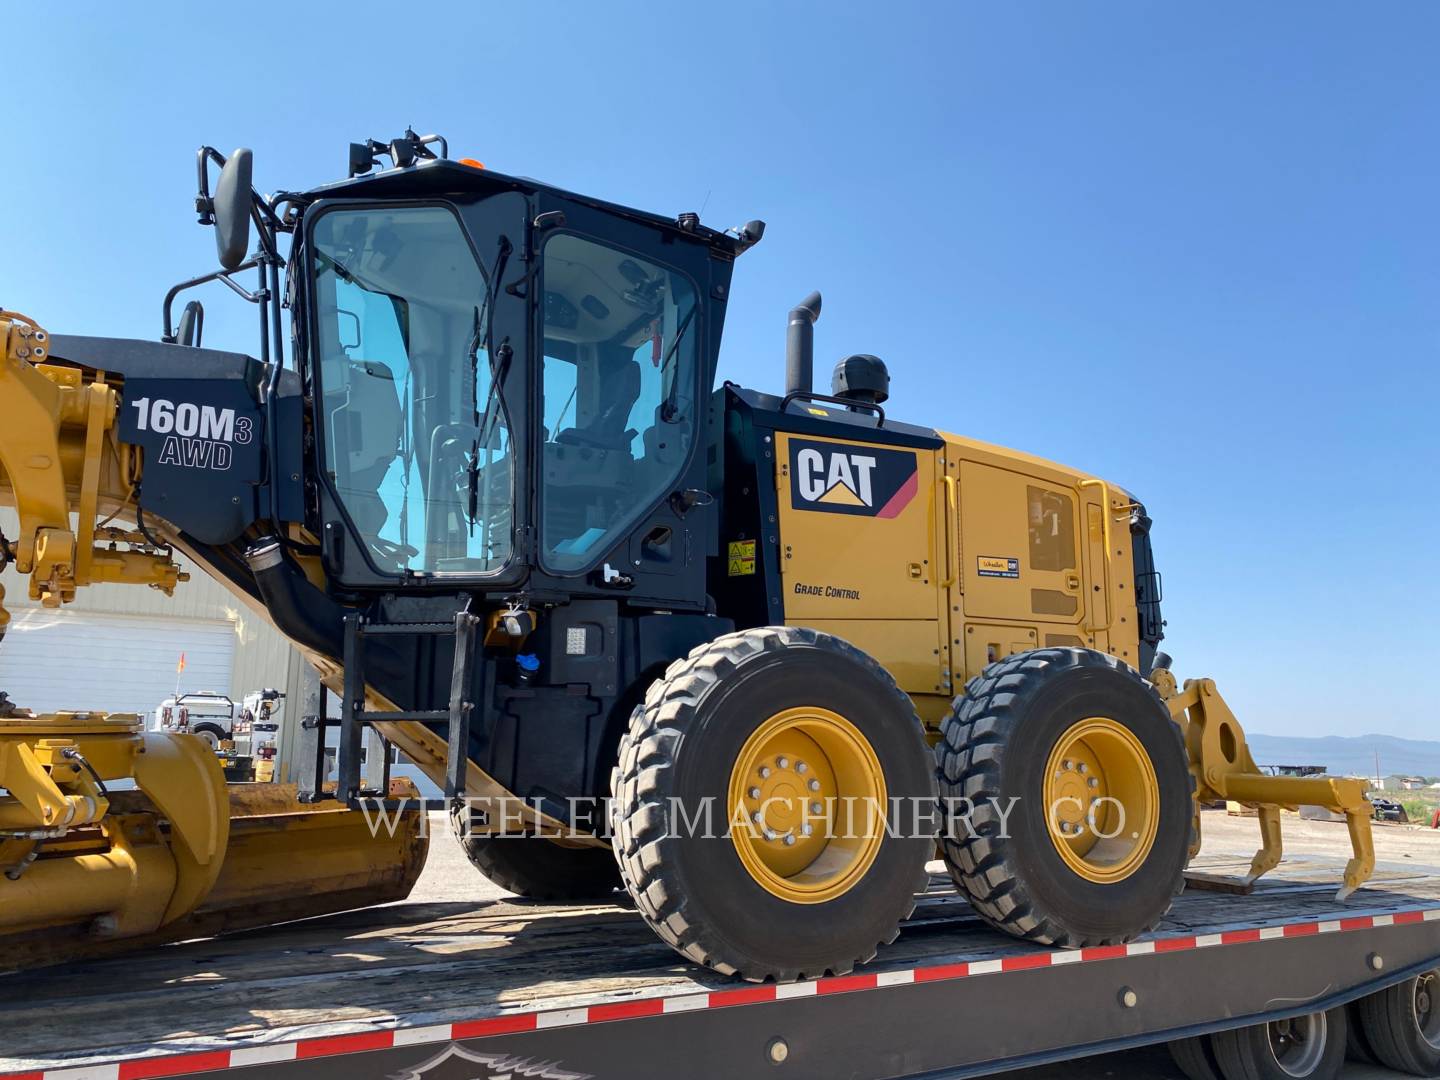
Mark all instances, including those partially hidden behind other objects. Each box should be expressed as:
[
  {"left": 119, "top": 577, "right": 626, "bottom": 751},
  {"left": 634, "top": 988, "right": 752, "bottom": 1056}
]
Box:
[{"left": 727, "top": 539, "right": 757, "bottom": 576}]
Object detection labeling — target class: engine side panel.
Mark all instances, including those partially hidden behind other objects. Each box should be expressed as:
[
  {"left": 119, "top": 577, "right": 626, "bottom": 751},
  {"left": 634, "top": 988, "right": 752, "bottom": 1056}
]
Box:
[{"left": 716, "top": 385, "right": 1147, "bottom": 732}]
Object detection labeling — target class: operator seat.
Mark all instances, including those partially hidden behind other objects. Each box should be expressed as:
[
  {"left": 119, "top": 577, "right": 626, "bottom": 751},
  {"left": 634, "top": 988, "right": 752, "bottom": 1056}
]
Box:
[
  {"left": 326, "top": 357, "right": 403, "bottom": 543},
  {"left": 555, "top": 354, "right": 641, "bottom": 453}
]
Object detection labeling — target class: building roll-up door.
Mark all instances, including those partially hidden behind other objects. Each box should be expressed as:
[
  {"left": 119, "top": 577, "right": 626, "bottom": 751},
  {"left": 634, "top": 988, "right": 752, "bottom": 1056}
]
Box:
[{"left": 0, "top": 610, "right": 235, "bottom": 717}]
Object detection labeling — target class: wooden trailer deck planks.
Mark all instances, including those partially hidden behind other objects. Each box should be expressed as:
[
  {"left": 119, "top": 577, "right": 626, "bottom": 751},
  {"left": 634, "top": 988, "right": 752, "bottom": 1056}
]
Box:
[{"left": 2, "top": 852, "right": 1439, "bottom": 1072}]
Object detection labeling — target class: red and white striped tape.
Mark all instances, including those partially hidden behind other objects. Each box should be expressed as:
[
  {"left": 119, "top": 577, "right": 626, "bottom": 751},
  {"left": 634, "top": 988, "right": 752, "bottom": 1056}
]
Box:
[{"left": 8, "top": 907, "right": 1437, "bottom": 1080}]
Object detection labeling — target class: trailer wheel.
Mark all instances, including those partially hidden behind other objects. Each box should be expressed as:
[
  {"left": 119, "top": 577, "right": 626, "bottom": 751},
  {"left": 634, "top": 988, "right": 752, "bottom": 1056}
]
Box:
[
  {"left": 936, "top": 648, "right": 1193, "bottom": 946},
  {"left": 458, "top": 836, "right": 619, "bottom": 901},
  {"left": 1343, "top": 1001, "right": 1379, "bottom": 1064},
  {"left": 1354, "top": 970, "right": 1440, "bottom": 1075},
  {"left": 611, "top": 626, "right": 934, "bottom": 981},
  {"left": 1169, "top": 1034, "right": 1224, "bottom": 1080},
  {"left": 1211, "top": 1007, "right": 1347, "bottom": 1080}
]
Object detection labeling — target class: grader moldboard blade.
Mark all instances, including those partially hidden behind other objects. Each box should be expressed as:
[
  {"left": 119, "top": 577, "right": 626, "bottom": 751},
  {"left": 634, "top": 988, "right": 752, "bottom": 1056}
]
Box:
[{"left": 0, "top": 710, "right": 427, "bottom": 972}]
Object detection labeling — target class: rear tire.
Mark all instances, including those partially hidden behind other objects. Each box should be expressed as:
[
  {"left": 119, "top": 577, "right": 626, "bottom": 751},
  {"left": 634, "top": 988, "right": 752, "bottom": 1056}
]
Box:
[
  {"left": 1169, "top": 1034, "right": 1225, "bottom": 1080},
  {"left": 1343, "top": 1000, "right": 1379, "bottom": 1064},
  {"left": 611, "top": 626, "right": 934, "bottom": 981},
  {"left": 458, "top": 836, "right": 619, "bottom": 901},
  {"left": 936, "top": 648, "right": 1194, "bottom": 946},
  {"left": 1354, "top": 970, "right": 1440, "bottom": 1076},
  {"left": 1211, "top": 1007, "right": 1347, "bottom": 1080}
]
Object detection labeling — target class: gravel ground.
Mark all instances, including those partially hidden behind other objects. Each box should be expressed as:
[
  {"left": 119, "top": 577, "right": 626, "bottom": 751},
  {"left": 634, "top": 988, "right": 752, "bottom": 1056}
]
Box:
[{"left": 406, "top": 809, "right": 1440, "bottom": 1078}]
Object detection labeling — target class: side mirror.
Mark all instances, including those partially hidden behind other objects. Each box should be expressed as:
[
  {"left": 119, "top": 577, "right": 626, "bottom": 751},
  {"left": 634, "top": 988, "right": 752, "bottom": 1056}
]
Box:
[
  {"left": 177, "top": 301, "right": 204, "bottom": 348},
  {"left": 337, "top": 309, "right": 361, "bottom": 352},
  {"left": 213, "top": 148, "right": 254, "bottom": 271}
]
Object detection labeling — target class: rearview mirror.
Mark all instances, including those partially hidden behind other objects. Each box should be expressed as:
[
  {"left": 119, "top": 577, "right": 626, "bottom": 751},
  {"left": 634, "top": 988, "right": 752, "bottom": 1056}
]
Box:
[
  {"left": 213, "top": 148, "right": 254, "bottom": 271},
  {"left": 337, "top": 309, "right": 361, "bottom": 352},
  {"left": 177, "top": 301, "right": 204, "bottom": 348}
]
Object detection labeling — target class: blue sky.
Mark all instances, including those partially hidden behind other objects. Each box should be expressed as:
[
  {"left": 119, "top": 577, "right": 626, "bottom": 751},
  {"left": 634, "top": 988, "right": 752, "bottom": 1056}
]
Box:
[{"left": 4, "top": 2, "right": 1436, "bottom": 738}]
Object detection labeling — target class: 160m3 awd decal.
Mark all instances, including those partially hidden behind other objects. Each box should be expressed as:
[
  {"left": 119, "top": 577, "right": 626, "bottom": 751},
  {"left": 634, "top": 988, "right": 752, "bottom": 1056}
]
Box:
[
  {"left": 787, "top": 437, "right": 918, "bottom": 518},
  {"left": 128, "top": 396, "right": 253, "bottom": 471}
]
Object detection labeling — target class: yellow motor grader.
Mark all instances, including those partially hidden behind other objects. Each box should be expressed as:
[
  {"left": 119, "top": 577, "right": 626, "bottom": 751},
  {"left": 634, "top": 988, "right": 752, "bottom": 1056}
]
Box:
[{"left": 0, "top": 131, "right": 1375, "bottom": 980}]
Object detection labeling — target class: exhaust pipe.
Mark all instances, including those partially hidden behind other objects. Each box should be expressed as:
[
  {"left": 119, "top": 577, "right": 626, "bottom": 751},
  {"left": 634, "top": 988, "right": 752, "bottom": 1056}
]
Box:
[{"left": 785, "top": 291, "right": 822, "bottom": 396}]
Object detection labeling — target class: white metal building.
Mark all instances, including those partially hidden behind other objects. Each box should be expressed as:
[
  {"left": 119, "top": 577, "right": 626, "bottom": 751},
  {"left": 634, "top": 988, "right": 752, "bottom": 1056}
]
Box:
[{"left": 0, "top": 509, "right": 303, "bottom": 720}]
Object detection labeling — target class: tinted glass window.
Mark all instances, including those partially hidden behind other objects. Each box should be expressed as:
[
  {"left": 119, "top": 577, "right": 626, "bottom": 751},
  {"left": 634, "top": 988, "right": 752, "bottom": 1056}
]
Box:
[
  {"left": 312, "top": 205, "right": 512, "bottom": 574},
  {"left": 1027, "top": 485, "right": 1076, "bottom": 572},
  {"left": 539, "top": 234, "right": 698, "bottom": 572}
]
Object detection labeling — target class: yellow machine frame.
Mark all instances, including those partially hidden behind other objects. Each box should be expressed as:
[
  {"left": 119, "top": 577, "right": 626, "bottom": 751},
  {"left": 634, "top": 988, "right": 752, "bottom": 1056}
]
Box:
[
  {"left": 772, "top": 426, "right": 1376, "bottom": 899},
  {"left": 0, "top": 305, "right": 1378, "bottom": 958}
]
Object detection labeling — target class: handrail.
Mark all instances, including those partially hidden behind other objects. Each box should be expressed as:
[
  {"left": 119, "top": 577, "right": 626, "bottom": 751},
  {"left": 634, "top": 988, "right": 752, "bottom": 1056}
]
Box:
[
  {"left": 1078, "top": 478, "right": 1117, "bottom": 635},
  {"left": 779, "top": 390, "right": 885, "bottom": 427},
  {"left": 939, "top": 474, "right": 957, "bottom": 588}
]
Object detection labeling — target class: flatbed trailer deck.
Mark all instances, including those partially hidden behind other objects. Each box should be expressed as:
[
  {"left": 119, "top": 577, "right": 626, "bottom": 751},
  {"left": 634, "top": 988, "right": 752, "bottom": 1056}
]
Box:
[{"left": 3, "top": 851, "right": 1438, "bottom": 1080}]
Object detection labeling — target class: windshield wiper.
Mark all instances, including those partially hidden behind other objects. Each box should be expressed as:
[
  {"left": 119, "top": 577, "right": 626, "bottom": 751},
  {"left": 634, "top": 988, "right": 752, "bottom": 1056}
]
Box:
[
  {"left": 657, "top": 303, "right": 698, "bottom": 423},
  {"left": 466, "top": 237, "right": 514, "bottom": 537}
]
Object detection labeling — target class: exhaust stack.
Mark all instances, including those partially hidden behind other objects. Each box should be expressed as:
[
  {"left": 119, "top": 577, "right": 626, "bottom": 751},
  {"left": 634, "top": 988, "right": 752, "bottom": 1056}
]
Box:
[{"left": 785, "top": 291, "right": 823, "bottom": 396}]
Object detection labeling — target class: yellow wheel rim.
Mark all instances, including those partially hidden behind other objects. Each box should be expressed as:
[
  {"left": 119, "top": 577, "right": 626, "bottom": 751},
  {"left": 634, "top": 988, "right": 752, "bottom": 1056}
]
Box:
[
  {"left": 728, "top": 706, "right": 886, "bottom": 904},
  {"left": 1042, "top": 717, "right": 1159, "bottom": 884}
]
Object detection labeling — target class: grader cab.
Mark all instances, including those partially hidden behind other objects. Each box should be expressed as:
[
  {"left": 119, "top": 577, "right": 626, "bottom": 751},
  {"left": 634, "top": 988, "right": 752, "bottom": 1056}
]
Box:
[{"left": 0, "top": 130, "right": 1374, "bottom": 979}]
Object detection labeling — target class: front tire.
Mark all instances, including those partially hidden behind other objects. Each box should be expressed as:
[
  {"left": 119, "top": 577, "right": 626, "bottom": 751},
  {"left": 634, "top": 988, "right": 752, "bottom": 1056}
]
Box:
[
  {"left": 459, "top": 836, "right": 619, "bottom": 901},
  {"left": 610, "top": 626, "right": 935, "bottom": 982},
  {"left": 936, "top": 648, "right": 1193, "bottom": 946}
]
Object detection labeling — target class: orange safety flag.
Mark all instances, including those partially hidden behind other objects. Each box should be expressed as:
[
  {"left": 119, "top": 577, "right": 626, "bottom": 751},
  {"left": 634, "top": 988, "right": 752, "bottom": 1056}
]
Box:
[{"left": 176, "top": 652, "right": 187, "bottom": 675}]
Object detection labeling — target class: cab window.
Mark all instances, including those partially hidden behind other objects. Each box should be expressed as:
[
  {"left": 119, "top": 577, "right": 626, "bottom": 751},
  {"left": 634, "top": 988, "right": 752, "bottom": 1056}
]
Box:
[
  {"left": 311, "top": 205, "right": 512, "bottom": 574},
  {"left": 539, "top": 234, "right": 698, "bottom": 572}
]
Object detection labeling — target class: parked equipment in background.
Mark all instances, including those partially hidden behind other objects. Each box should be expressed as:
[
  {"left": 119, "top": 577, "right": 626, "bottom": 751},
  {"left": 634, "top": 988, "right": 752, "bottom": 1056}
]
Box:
[
  {"left": 239, "top": 688, "right": 284, "bottom": 780},
  {"left": 0, "top": 129, "right": 1375, "bottom": 979},
  {"left": 154, "top": 690, "right": 237, "bottom": 750},
  {"left": 1369, "top": 795, "right": 1410, "bottom": 824}
]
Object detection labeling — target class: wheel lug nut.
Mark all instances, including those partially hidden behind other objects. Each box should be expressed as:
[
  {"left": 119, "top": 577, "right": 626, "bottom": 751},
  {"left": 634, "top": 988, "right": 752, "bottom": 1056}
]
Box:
[
  {"left": 776, "top": 756, "right": 789, "bottom": 769},
  {"left": 796, "top": 761, "right": 808, "bottom": 774},
  {"left": 752, "top": 811, "right": 763, "bottom": 825},
  {"left": 759, "top": 766, "right": 771, "bottom": 779},
  {"left": 802, "top": 824, "right": 813, "bottom": 836},
  {"left": 1059, "top": 822, "right": 1072, "bottom": 834},
  {"left": 1088, "top": 777, "right": 1099, "bottom": 788},
  {"left": 1077, "top": 763, "right": 1088, "bottom": 774},
  {"left": 763, "top": 828, "right": 777, "bottom": 841},
  {"left": 748, "top": 787, "right": 761, "bottom": 799},
  {"left": 811, "top": 801, "right": 823, "bottom": 814},
  {"left": 783, "top": 834, "right": 796, "bottom": 846},
  {"left": 807, "top": 779, "right": 820, "bottom": 791},
  {"left": 1062, "top": 759, "right": 1074, "bottom": 771}
]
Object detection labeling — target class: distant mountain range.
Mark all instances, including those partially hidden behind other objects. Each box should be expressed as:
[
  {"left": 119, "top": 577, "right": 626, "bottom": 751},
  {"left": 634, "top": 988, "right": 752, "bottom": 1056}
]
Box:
[{"left": 1247, "top": 733, "right": 1440, "bottom": 780}]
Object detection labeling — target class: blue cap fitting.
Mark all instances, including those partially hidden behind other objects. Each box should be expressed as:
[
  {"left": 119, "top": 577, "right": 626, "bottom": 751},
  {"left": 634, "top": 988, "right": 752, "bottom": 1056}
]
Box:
[{"left": 516, "top": 653, "right": 541, "bottom": 672}]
